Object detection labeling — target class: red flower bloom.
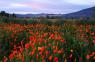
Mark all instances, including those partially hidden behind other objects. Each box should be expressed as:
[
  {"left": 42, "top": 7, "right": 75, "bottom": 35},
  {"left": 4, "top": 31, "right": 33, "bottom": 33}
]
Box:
[
  {"left": 29, "top": 51, "right": 35, "bottom": 56},
  {"left": 54, "top": 57, "right": 58, "bottom": 62},
  {"left": 42, "top": 59, "right": 46, "bottom": 62},
  {"left": 36, "top": 54, "right": 38, "bottom": 59},
  {"left": 45, "top": 50, "right": 49, "bottom": 55},
  {"left": 93, "top": 40, "right": 95, "bottom": 44},
  {"left": 50, "top": 34, "right": 55, "bottom": 39},
  {"left": 25, "top": 43, "right": 30, "bottom": 49},
  {"left": 53, "top": 49, "right": 57, "bottom": 54},
  {"left": 93, "top": 36, "right": 95, "bottom": 39},
  {"left": 3, "top": 56, "right": 7, "bottom": 62},
  {"left": 20, "top": 47, "right": 24, "bottom": 53},
  {"left": 30, "top": 36, "right": 33, "bottom": 41},
  {"left": 38, "top": 46, "right": 45, "bottom": 52},
  {"left": 86, "top": 55, "right": 90, "bottom": 59},
  {"left": 49, "top": 55, "right": 53, "bottom": 61},
  {"left": 61, "top": 39, "right": 65, "bottom": 43},
  {"left": 9, "top": 53, "right": 14, "bottom": 61},
  {"left": 58, "top": 50, "right": 62, "bottom": 54}
]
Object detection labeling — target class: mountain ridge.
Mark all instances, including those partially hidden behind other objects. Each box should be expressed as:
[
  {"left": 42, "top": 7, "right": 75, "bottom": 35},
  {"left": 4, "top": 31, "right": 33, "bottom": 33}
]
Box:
[{"left": 16, "top": 6, "right": 95, "bottom": 18}]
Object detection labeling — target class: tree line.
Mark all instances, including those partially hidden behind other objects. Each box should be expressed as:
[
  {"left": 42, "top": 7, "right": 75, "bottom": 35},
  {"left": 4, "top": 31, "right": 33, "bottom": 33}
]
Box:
[{"left": 0, "top": 11, "right": 16, "bottom": 18}]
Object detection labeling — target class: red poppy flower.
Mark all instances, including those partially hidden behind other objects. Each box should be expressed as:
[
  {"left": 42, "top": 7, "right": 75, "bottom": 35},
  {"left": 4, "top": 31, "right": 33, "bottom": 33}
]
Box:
[
  {"left": 54, "top": 57, "right": 58, "bottom": 62},
  {"left": 93, "top": 40, "right": 95, "bottom": 44},
  {"left": 25, "top": 43, "right": 30, "bottom": 49},
  {"left": 49, "top": 55, "right": 53, "bottom": 61}
]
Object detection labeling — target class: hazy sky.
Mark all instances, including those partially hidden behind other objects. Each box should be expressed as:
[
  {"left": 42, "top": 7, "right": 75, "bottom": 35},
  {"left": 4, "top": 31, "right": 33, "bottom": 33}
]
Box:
[{"left": 0, "top": 0, "right": 95, "bottom": 14}]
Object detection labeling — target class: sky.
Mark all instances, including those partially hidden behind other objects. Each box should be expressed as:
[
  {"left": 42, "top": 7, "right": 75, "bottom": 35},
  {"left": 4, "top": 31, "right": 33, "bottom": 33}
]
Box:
[{"left": 0, "top": 0, "right": 95, "bottom": 14}]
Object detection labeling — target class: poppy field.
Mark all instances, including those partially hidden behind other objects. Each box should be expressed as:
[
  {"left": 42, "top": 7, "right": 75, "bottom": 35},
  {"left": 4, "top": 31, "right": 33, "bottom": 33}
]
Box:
[{"left": 0, "top": 21, "right": 95, "bottom": 62}]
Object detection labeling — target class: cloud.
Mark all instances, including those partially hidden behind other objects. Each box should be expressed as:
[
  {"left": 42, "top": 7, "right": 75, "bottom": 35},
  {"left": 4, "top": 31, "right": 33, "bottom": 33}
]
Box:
[
  {"left": 0, "top": 0, "right": 95, "bottom": 14},
  {"left": 23, "top": 2, "right": 47, "bottom": 9},
  {"left": 65, "top": 0, "right": 95, "bottom": 5},
  {"left": 10, "top": 2, "right": 47, "bottom": 9},
  {"left": 10, "top": 3, "right": 28, "bottom": 7}
]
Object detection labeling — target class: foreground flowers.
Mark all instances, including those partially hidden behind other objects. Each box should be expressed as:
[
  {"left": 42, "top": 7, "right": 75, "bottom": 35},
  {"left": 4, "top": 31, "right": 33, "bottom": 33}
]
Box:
[
  {"left": 0, "top": 23, "right": 95, "bottom": 62},
  {"left": 4, "top": 31, "right": 65, "bottom": 62}
]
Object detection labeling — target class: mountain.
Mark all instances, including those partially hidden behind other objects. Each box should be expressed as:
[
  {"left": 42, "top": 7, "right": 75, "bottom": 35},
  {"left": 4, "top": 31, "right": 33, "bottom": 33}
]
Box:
[
  {"left": 16, "top": 13, "right": 47, "bottom": 18},
  {"left": 62, "top": 6, "right": 95, "bottom": 19},
  {"left": 16, "top": 6, "right": 95, "bottom": 18},
  {"left": 16, "top": 13, "right": 62, "bottom": 18}
]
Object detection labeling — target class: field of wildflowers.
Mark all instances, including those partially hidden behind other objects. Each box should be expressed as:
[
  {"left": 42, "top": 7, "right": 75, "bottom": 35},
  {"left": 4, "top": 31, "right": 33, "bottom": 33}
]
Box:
[{"left": 0, "top": 21, "right": 95, "bottom": 62}]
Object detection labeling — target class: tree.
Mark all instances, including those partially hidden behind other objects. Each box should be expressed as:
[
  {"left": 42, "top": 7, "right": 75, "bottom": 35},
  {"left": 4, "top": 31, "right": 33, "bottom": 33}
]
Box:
[
  {"left": 11, "top": 13, "right": 16, "bottom": 18},
  {"left": 0, "top": 11, "right": 6, "bottom": 16},
  {"left": 0, "top": 11, "right": 10, "bottom": 17}
]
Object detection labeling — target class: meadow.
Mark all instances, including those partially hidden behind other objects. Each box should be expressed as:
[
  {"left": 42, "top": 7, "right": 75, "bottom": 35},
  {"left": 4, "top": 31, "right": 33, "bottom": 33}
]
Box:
[{"left": 0, "top": 18, "right": 95, "bottom": 62}]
